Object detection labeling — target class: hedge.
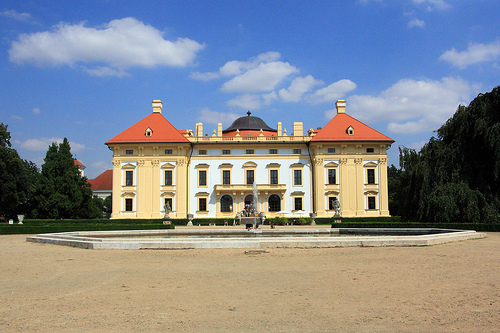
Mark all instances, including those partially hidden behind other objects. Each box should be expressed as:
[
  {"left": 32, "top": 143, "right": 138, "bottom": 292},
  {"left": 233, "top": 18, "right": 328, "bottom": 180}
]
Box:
[
  {"left": 2, "top": 217, "right": 498, "bottom": 234},
  {"left": 0, "top": 219, "right": 174, "bottom": 235}
]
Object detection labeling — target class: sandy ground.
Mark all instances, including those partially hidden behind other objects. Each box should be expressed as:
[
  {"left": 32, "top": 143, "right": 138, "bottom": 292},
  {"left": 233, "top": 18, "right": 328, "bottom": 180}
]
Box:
[{"left": 0, "top": 230, "right": 498, "bottom": 333}]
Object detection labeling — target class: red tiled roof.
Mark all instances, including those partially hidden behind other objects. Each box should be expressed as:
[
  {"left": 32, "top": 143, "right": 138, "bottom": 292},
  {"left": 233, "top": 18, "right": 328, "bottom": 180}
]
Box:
[
  {"left": 88, "top": 170, "right": 113, "bottom": 190},
  {"left": 106, "top": 113, "right": 189, "bottom": 144},
  {"left": 311, "top": 113, "right": 394, "bottom": 142},
  {"left": 74, "top": 159, "right": 84, "bottom": 167}
]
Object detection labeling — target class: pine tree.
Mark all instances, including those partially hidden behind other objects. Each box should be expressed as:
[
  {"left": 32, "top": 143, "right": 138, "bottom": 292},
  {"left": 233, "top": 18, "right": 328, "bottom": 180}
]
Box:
[{"left": 32, "top": 138, "right": 100, "bottom": 219}]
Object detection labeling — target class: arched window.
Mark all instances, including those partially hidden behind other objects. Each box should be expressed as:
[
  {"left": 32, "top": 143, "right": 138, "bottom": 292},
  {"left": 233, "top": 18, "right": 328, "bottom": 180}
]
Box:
[
  {"left": 268, "top": 194, "right": 281, "bottom": 212},
  {"left": 221, "top": 195, "right": 233, "bottom": 212}
]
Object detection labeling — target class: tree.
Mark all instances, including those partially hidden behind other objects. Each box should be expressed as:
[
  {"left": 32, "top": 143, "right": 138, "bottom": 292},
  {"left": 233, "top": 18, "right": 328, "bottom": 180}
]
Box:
[
  {"left": 32, "top": 138, "right": 101, "bottom": 219},
  {"left": 0, "top": 123, "right": 33, "bottom": 220},
  {"left": 394, "top": 86, "right": 500, "bottom": 223},
  {"left": 387, "top": 164, "right": 401, "bottom": 216},
  {"left": 103, "top": 194, "right": 112, "bottom": 219}
]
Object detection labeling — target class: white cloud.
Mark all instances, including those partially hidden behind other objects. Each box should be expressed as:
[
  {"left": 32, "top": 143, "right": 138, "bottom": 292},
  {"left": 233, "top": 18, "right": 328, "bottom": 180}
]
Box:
[
  {"left": 440, "top": 41, "right": 500, "bottom": 69},
  {"left": 408, "top": 18, "right": 425, "bottom": 28},
  {"left": 191, "top": 51, "right": 297, "bottom": 94},
  {"left": 279, "top": 75, "right": 323, "bottom": 102},
  {"left": 344, "top": 77, "right": 478, "bottom": 134},
  {"left": 8, "top": 17, "right": 205, "bottom": 77},
  {"left": 198, "top": 108, "right": 239, "bottom": 126},
  {"left": 408, "top": 140, "right": 428, "bottom": 151},
  {"left": 10, "top": 115, "right": 23, "bottom": 120},
  {"left": 19, "top": 137, "right": 86, "bottom": 152},
  {"left": 412, "top": 0, "right": 451, "bottom": 11},
  {"left": 191, "top": 51, "right": 282, "bottom": 82},
  {"left": 189, "top": 71, "right": 221, "bottom": 81},
  {"left": 226, "top": 94, "right": 263, "bottom": 110},
  {"left": 221, "top": 61, "right": 298, "bottom": 93},
  {"left": 1, "top": 9, "right": 36, "bottom": 23},
  {"left": 309, "top": 79, "right": 357, "bottom": 103},
  {"left": 262, "top": 91, "right": 278, "bottom": 105},
  {"left": 32, "top": 108, "right": 41, "bottom": 115},
  {"left": 83, "top": 66, "right": 130, "bottom": 78}
]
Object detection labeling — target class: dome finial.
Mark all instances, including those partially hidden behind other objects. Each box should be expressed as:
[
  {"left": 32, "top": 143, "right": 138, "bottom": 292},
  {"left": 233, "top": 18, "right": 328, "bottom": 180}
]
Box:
[{"left": 247, "top": 110, "right": 251, "bottom": 116}]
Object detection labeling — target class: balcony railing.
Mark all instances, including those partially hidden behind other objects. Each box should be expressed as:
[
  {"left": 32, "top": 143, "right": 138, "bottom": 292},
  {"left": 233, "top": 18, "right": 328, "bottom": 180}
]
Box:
[{"left": 189, "top": 136, "right": 312, "bottom": 143}]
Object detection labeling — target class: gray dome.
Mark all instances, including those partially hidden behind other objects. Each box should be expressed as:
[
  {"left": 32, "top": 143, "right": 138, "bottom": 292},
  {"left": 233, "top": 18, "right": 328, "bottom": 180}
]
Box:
[{"left": 223, "top": 111, "right": 277, "bottom": 133}]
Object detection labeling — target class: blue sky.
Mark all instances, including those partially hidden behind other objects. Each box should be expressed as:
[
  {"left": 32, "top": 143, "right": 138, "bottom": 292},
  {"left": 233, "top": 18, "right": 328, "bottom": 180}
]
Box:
[{"left": 1, "top": 0, "right": 499, "bottom": 178}]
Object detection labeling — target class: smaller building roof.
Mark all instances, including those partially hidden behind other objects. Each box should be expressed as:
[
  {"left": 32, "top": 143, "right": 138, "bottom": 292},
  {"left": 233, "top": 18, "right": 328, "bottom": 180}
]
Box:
[
  {"left": 88, "top": 170, "right": 113, "bottom": 190},
  {"left": 74, "top": 159, "right": 85, "bottom": 167}
]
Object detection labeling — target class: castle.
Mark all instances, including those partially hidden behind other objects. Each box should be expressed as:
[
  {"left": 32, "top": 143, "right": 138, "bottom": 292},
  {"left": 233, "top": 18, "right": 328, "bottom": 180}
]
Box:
[{"left": 105, "top": 100, "right": 393, "bottom": 219}]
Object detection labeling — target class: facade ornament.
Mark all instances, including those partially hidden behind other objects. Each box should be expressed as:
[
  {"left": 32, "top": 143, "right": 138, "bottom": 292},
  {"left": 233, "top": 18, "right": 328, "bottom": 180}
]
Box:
[
  {"left": 314, "top": 157, "right": 324, "bottom": 166},
  {"left": 378, "top": 157, "right": 388, "bottom": 165},
  {"left": 138, "top": 159, "right": 145, "bottom": 166},
  {"left": 340, "top": 158, "right": 348, "bottom": 164},
  {"left": 355, "top": 158, "right": 363, "bottom": 164},
  {"left": 112, "top": 159, "right": 121, "bottom": 167},
  {"left": 152, "top": 159, "right": 160, "bottom": 166},
  {"left": 177, "top": 158, "right": 186, "bottom": 166}
]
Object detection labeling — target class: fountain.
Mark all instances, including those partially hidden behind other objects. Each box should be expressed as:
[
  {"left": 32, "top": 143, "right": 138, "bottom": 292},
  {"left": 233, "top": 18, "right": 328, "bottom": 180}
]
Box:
[{"left": 239, "top": 182, "right": 264, "bottom": 230}]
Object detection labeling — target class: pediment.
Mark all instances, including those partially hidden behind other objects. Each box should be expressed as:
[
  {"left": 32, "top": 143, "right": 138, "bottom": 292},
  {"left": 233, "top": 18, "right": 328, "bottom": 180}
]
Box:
[
  {"left": 243, "top": 161, "right": 257, "bottom": 168},
  {"left": 122, "top": 163, "right": 136, "bottom": 169},
  {"left": 161, "top": 163, "right": 176, "bottom": 169}
]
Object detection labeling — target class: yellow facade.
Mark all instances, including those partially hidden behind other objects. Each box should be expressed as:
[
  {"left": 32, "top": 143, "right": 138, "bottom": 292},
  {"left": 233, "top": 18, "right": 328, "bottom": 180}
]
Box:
[{"left": 106, "top": 100, "right": 394, "bottom": 219}]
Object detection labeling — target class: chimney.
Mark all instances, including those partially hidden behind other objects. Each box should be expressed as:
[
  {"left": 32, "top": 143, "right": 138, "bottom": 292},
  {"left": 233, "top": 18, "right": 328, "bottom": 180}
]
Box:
[
  {"left": 336, "top": 100, "right": 346, "bottom": 114},
  {"left": 196, "top": 123, "right": 203, "bottom": 137},
  {"left": 152, "top": 100, "right": 163, "bottom": 113},
  {"left": 277, "top": 122, "right": 282, "bottom": 136},
  {"left": 217, "top": 123, "right": 222, "bottom": 137},
  {"left": 293, "top": 122, "right": 303, "bottom": 136}
]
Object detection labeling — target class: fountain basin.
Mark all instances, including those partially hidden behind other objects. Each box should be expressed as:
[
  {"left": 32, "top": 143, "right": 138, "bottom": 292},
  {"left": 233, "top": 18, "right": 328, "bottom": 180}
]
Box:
[{"left": 26, "top": 228, "right": 485, "bottom": 250}]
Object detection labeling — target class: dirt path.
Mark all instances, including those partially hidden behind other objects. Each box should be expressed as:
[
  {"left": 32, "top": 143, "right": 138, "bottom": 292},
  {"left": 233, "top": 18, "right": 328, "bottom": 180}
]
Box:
[{"left": 1, "top": 232, "right": 498, "bottom": 332}]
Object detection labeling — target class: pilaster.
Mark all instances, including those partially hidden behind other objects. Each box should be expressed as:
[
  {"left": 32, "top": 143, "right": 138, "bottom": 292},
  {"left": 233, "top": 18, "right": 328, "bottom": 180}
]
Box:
[
  {"left": 378, "top": 157, "right": 390, "bottom": 216},
  {"left": 111, "top": 159, "right": 121, "bottom": 219}
]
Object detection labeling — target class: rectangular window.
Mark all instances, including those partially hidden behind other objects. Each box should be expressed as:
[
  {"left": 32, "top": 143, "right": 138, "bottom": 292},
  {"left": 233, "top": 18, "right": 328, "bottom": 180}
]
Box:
[
  {"left": 293, "top": 149, "right": 301, "bottom": 154},
  {"left": 294, "top": 169, "right": 302, "bottom": 186},
  {"left": 269, "top": 149, "right": 278, "bottom": 155},
  {"left": 246, "top": 170, "right": 255, "bottom": 185},
  {"left": 328, "top": 169, "right": 336, "bottom": 185},
  {"left": 125, "top": 198, "right": 133, "bottom": 212},
  {"left": 270, "top": 170, "right": 278, "bottom": 185},
  {"left": 294, "top": 197, "right": 303, "bottom": 211},
  {"left": 367, "top": 169, "right": 375, "bottom": 184},
  {"left": 165, "top": 149, "right": 172, "bottom": 155},
  {"left": 223, "top": 170, "right": 231, "bottom": 185},
  {"left": 327, "top": 148, "right": 335, "bottom": 153},
  {"left": 222, "top": 149, "right": 231, "bottom": 155},
  {"left": 125, "top": 150, "right": 133, "bottom": 155},
  {"left": 199, "top": 198, "right": 207, "bottom": 212},
  {"left": 199, "top": 170, "right": 207, "bottom": 186},
  {"left": 164, "top": 198, "right": 172, "bottom": 211},
  {"left": 366, "top": 148, "right": 375, "bottom": 153},
  {"left": 368, "top": 196, "right": 376, "bottom": 210},
  {"left": 328, "top": 197, "right": 338, "bottom": 210},
  {"left": 164, "top": 170, "right": 172, "bottom": 186},
  {"left": 125, "top": 170, "right": 133, "bottom": 186},
  {"left": 199, "top": 150, "right": 207, "bottom": 155},
  {"left": 246, "top": 149, "right": 254, "bottom": 155}
]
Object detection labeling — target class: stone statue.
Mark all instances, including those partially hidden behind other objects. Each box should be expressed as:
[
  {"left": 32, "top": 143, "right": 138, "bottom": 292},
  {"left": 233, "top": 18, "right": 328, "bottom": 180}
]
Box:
[
  {"left": 164, "top": 202, "right": 171, "bottom": 218},
  {"left": 332, "top": 198, "right": 341, "bottom": 221}
]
